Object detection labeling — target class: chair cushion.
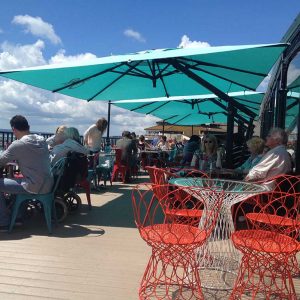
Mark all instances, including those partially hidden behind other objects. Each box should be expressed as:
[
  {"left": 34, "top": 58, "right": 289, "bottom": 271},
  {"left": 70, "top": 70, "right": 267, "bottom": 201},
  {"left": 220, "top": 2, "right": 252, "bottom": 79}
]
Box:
[
  {"left": 246, "top": 213, "right": 300, "bottom": 227},
  {"left": 165, "top": 208, "right": 203, "bottom": 218},
  {"left": 231, "top": 229, "right": 299, "bottom": 253},
  {"left": 140, "top": 223, "right": 207, "bottom": 245}
]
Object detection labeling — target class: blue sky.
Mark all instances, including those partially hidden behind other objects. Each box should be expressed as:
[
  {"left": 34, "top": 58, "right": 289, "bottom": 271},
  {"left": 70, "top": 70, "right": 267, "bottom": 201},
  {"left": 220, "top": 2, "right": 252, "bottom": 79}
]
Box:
[{"left": 0, "top": 1, "right": 299, "bottom": 135}]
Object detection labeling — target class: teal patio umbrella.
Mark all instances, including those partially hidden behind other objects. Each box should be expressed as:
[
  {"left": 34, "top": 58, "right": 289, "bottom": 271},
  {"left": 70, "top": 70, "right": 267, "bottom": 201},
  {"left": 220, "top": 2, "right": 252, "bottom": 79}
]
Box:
[
  {"left": 112, "top": 91, "right": 264, "bottom": 126},
  {"left": 0, "top": 43, "right": 286, "bottom": 157},
  {"left": 0, "top": 44, "right": 285, "bottom": 105}
]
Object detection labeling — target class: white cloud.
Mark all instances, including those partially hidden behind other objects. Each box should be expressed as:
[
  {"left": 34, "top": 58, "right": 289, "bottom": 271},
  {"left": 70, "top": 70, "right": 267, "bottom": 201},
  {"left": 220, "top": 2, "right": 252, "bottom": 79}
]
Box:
[
  {"left": 0, "top": 40, "right": 46, "bottom": 70},
  {"left": 124, "top": 29, "right": 146, "bottom": 43},
  {"left": 0, "top": 41, "right": 157, "bottom": 135},
  {"left": 12, "top": 15, "right": 62, "bottom": 45},
  {"left": 178, "top": 35, "right": 211, "bottom": 48},
  {"left": 49, "top": 49, "right": 97, "bottom": 64}
]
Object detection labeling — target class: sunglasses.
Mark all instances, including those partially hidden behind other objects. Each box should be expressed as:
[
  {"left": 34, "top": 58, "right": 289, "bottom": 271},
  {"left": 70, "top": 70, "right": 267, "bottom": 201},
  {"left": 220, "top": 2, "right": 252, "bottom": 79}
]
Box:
[{"left": 204, "top": 140, "right": 212, "bottom": 144}]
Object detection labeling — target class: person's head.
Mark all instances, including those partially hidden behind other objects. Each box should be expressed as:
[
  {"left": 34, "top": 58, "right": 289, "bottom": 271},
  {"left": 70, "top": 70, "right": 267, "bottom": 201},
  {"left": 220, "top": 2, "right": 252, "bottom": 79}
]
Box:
[
  {"left": 139, "top": 135, "right": 145, "bottom": 142},
  {"left": 122, "top": 130, "right": 131, "bottom": 138},
  {"left": 265, "top": 127, "right": 288, "bottom": 149},
  {"left": 161, "top": 135, "right": 167, "bottom": 142},
  {"left": 64, "top": 127, "right": 81, "bottom": 143},
  {"left": 246, "top": 137, "right": 265, "bottom": 155},
  {"left": 10, "top": 115, "right": 30, "bottom": 139},
  {"left": 56, "top": 125, "right": 67, "bottom": 134},
  {"left": 96, "top": 118, "right": 108, "bottom": 133},
  {"left": 53, "top": 125, "right": 68, "bottom": 145},
  {"left": 189, "top": 135, "right": 200, "bottom": 143},
  {"left": 202, "top": 134, "right": 218, "bottom": 154},
  {"left": 131, "top": 132, "right": 136, "bottom": 139}
]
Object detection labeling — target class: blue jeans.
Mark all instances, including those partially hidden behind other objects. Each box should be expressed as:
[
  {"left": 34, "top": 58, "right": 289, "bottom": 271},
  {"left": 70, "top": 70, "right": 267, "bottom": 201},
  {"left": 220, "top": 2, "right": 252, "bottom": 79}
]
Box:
[{"left": 0, "top": 178, "right": 29, "bottom": 226}]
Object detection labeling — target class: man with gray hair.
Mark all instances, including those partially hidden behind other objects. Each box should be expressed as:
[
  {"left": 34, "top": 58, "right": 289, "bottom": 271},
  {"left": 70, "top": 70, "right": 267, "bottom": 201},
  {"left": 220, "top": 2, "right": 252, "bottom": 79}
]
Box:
[{"left": 245, "top": 127, "right": 291, "bottom": 182}]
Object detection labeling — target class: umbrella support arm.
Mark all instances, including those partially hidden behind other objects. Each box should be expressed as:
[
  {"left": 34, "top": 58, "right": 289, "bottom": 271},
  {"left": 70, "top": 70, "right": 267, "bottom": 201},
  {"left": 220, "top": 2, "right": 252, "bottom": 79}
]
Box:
[{"left": 167, "top": 59, "right": 257, "bottom": 119}]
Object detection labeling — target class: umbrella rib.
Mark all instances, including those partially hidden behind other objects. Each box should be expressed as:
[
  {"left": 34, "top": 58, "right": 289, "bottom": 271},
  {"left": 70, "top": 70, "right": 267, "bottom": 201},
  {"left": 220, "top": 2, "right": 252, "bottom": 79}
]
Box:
[
  {"left": 208, "top": 98, "right": 251, "bottom": 124},
  {"left": 164, "top": 114, "right": 190, "bottom": 126},
  {"left": 156, "top": 62, "right": 170, "bottom": 97},
  {"left": 130, "top": 102, "right": 156, "bottom": 112},
  {"left": 52, "top": 62, "right": 126, "bottom": 93},
  {"left": 87, "top": 61, "right": 143, "bottom": 101},
  {"left": 184, "top": 63, "right": 256, "bottom": 92},
  {"left": 166, "top": 58, "right": 257, "bottom": 118},
  {"left": 286, "top": 99, "right": 299, "bottom": 111},
  {"left": 146, "top": 101, "right": 170, "bottom": 114},
  {"left": 179, "top": 57, "right": 268, "bottom": 77}
]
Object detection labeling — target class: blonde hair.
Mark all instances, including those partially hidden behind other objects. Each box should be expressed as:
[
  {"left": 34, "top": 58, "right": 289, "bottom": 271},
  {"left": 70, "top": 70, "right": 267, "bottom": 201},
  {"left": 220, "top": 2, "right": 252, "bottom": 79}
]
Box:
[
  {"left": 202, "top": 134, "right": 218, "bottom": 154},
  {"left": 246, "top": 137, "right": 265, "bottom": 154},
  {"left": 54, "top": 125, "right": 68, "bottom": 145}
]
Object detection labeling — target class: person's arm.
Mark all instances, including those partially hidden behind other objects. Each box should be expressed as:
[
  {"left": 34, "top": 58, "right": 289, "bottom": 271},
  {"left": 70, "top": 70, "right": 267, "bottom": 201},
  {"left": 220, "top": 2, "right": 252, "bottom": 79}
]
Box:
[
  {"left": 245, "top": 153, "right": 278, "bottom": 181},
  {"left": 83, "top": 127, "right": 91, "bottom": 146},
  {"left": 0, "top": 143, "right": 18, "bottom": 167}
]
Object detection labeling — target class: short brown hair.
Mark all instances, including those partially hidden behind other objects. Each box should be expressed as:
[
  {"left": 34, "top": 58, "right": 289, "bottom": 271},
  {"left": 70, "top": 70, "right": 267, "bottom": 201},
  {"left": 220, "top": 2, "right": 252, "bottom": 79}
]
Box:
[{"left": 10, "top": 115, "right": 29, "bottom": 131}]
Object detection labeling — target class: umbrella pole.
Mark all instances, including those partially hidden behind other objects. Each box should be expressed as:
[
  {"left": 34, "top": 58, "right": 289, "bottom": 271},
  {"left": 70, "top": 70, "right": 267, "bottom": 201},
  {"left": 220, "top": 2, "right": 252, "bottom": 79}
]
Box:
[
  {"left": 162, "top": 121, "right": 165, "bottom": 135},
  {"left": 296, "top": 100, "right": 300, "bottom": 174},
  {"left": 106, "top": 100, "right": 111, "bottom": 145},
  {"left": 225, "top": 103, "right": 235, "bottom": 168},
  {"left": 192, "top": 125, "right": 194, "bottom": 135}
]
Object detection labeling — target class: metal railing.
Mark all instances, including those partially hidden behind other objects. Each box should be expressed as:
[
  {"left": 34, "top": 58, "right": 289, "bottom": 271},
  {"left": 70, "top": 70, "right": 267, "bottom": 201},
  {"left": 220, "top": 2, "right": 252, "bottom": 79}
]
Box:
[{"left": 0, "top": 129, "right": 120, "bottom": 150}]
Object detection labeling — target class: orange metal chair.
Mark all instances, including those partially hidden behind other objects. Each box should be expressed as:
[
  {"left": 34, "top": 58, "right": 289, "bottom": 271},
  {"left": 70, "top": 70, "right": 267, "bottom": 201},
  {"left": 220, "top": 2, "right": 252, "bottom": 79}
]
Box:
[
  {"left": 231, "top": 192, "right": 300, "bottom": 299},
  {"left": 146, "top": 166, "right": 208, "bottom": 226},
  {"left": 246, "top": 174, "right": 300, "bottom": 276},
  {"left": 132, "top": 183, "right": 223, "bottom": 299},
  {"left": 111, "top": 148, "right": 129, "bottom": 183}
]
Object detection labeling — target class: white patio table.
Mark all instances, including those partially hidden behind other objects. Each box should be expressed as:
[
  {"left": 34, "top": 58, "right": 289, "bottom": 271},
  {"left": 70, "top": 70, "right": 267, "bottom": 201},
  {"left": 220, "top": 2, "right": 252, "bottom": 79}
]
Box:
[{"left": 168, "top": 177, "right": 267, "bottom": 290}]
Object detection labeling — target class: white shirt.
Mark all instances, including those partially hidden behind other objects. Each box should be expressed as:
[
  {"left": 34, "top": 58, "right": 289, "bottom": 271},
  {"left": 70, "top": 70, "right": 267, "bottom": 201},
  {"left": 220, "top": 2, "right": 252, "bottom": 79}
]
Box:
[
  {"left": 246, "top": 145, "right": 291, "bottom": 182},
  {"left": 83, "top": 124, "right": 103, "bottom": 152}
]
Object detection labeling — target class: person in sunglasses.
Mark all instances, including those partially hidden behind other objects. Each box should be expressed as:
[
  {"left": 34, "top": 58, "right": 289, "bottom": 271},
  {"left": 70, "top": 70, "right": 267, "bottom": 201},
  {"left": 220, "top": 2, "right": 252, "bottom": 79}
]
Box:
[{"left": 199, "top": 134, "right": 219, "bottom": 171}]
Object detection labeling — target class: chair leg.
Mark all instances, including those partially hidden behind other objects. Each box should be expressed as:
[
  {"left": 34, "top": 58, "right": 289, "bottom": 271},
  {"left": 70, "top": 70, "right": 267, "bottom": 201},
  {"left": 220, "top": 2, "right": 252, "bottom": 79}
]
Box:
[
  {"left": 9, "top": 199, "right": 22, "bottom": 232},
  {"left": 140, "top": 247, "right": 204, "bottom": 300},
  {"left": 42, "top": 201, "right": 52, "bottom": 234},
  {"left": 230, "top": 251, "right": 297, "bottom": 299},
  {"left": 81, "top": 180, "right": 92, "bottom": 209}
]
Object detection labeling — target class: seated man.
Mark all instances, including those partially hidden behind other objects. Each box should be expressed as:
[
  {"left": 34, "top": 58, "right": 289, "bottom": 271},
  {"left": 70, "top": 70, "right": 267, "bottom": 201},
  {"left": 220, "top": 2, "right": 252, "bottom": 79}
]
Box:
[
  {"left": 116, "top": 131, "right": 138, "bottom": 181},
  {"left": 0, "top": 115, "right": 53, "bottom": 229},
  {"left": 245, "top": 128, "right": 292, "bottom": 184}
]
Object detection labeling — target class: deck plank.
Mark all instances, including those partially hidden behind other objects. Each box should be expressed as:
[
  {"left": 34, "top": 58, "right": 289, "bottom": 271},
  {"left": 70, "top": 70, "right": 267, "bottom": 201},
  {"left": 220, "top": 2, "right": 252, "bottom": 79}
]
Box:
[{"left": 0, "top": 177, "right": 299, "bottom": 299}]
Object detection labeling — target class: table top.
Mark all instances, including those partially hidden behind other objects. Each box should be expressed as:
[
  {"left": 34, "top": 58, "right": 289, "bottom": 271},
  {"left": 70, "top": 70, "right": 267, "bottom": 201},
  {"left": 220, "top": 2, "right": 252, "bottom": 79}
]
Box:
[{"left": 169, "top": 177, "right": 267, "bottom": 195}]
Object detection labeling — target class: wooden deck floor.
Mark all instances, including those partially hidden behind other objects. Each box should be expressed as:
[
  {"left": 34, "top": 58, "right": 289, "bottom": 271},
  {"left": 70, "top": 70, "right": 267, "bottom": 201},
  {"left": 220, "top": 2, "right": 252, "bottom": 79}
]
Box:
[{"left": 0, "top": 176, "right": 299, "bottom": 299}]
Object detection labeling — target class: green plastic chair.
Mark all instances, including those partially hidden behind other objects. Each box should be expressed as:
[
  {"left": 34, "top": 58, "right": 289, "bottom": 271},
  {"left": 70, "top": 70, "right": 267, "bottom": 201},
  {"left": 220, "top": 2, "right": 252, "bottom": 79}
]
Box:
[{"left": 9, "top": 158, "right": 66, "bottom": 234}]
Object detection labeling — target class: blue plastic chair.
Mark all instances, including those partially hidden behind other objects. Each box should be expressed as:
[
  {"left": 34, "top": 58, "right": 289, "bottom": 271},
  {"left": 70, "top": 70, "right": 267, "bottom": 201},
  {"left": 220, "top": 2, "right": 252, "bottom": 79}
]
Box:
[
  {"left": 96, "top": 153, "right": 114, "bottom": 186},
  {"left": 9, "top": 158, "right": 66, "bottom": 234}
]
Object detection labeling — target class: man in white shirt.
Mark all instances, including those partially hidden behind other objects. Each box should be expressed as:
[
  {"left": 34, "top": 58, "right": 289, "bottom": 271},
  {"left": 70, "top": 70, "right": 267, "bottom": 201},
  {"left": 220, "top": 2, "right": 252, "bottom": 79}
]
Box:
[{"left": 245, "top": 128, "right": 291, "bottom": 182}]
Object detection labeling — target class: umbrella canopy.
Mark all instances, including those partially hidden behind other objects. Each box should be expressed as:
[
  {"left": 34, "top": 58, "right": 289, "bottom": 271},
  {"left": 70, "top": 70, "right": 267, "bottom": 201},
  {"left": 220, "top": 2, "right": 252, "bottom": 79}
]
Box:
[
  {"left": 285, "top": 90, "right": 300, "bottom": 130},
  {"left": 0, "top": 44, "right": 285, "bottom": 109},
  {"left": 112, "top": 91, "right": 264, "bottom": 125}
]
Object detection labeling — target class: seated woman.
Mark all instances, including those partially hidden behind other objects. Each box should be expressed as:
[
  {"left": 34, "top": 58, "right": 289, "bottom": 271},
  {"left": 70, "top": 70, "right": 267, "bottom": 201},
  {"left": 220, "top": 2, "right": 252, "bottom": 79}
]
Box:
[
  {"left": 157, "top": 135, "right": 169, "bottom": 150},
  {"left": 46, "top": 125, "right": 67, "bottom": 149},
  {"left": 199, "top": 134, "right": 218, "bottom": 172},
  {"left": 137, "top": 135, "right": 151, "bottom": 151},
  {"left": 235, "top": 137, "right": 265, "bottom": 176},
  {"left": 181, "top": 135, "right": 201, "bottom": 166},
  {"left": 50, "top": 127, "right": 89, "bottom": 165}
]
